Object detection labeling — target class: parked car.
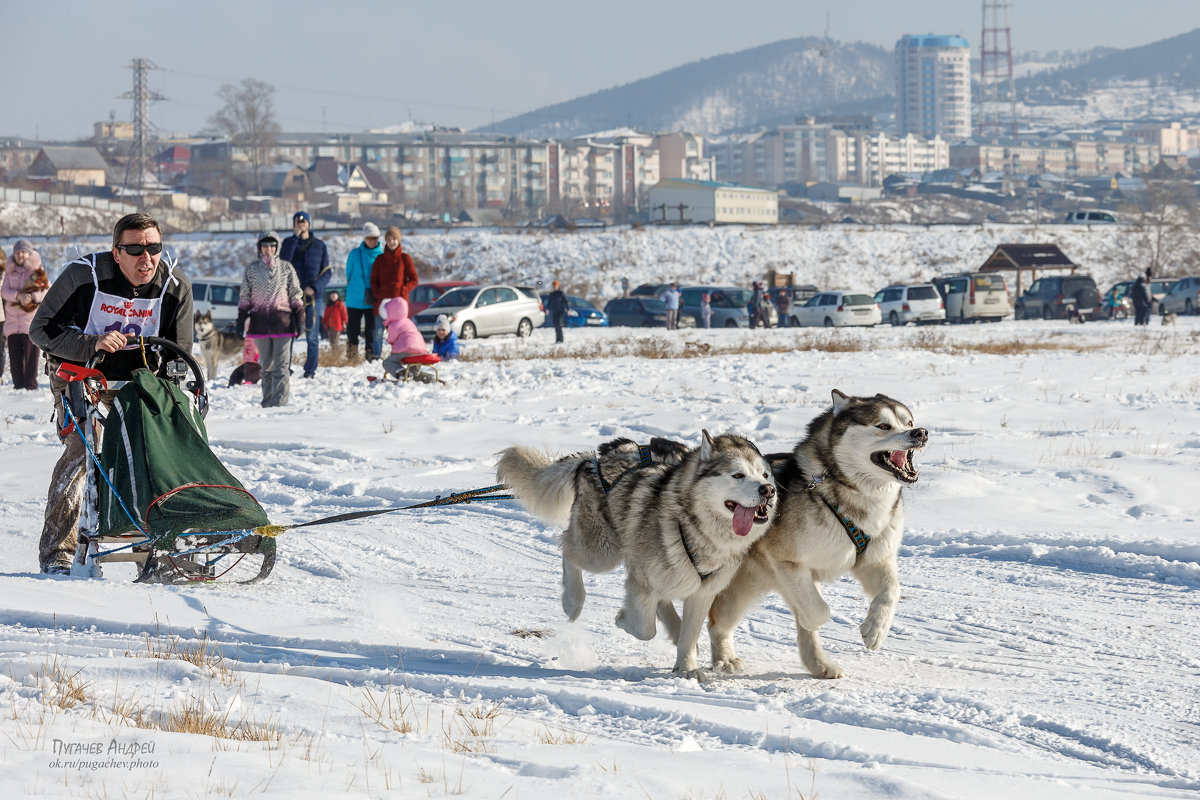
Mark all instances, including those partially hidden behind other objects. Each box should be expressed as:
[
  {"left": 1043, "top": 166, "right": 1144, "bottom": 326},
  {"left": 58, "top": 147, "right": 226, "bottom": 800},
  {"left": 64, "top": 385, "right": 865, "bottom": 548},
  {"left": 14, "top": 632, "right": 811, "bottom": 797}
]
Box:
[
  {"left": 934, "top": 273, "right": 1012, "bottom": 323},
  {"left": 539, "top": 293, "right": 609, "bottom": 327},
  {"left": 793, "top": 291, "right": 882, "bottom": 328},
  {"left": 412, "top": 284, "right": 545, "bottom": 340},
  {"left": 1014, "top": 274, "right": 1102, "bottom": 321},
  {"left": 191, "top": 278, "right": 241, "bottom": 329},
  {"left": 1063, "top": 210, "right": 1120, "bottom": 224},
  {"left": 873, "top": 284, "right": 946, "bottom": 326},
  {"left": 603, "top": 297, "right": 696, "bottom": 328},
  {"left": 1101, "top": 281, "right": 1134, "bottom": 320},
  {"left": 678, "top": 286, "right": 759, "bottom": 328},
  {"left": 1159, "top": 276, "right": 1200, "bottom": 315},
  {"left": 629, "top": 283, "right": 671, "bottom": 299},
  {"left": 410, "top": 281, "right": 476, "bottom": 317}
]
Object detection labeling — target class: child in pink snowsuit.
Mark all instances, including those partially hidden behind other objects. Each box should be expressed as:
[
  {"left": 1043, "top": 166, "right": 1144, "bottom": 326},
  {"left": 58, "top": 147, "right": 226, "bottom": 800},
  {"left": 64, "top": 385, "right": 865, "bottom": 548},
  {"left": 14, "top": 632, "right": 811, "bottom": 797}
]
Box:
[{"left": 380, "top": 297, "right": 427, "bottom": 378}]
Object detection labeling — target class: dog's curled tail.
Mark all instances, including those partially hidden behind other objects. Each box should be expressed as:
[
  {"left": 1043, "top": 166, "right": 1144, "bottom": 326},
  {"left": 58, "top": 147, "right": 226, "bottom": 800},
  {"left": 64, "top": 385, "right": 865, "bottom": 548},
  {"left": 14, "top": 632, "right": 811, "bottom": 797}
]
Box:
[{"left": 496, "top": 446, "right": 582, "bottom": 528}]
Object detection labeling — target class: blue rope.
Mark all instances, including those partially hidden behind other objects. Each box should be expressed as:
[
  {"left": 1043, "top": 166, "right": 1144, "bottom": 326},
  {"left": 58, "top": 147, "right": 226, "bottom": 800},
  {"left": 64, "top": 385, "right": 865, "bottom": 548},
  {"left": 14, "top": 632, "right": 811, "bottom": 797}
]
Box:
[{"left": 61, "top": 400, "right": 153, "bottom": 557}]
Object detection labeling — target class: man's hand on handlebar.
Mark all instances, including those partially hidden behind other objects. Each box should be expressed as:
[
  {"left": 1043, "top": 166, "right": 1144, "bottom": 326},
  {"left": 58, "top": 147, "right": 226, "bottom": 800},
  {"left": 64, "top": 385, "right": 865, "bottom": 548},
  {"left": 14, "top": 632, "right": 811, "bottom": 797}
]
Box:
[{"left": 95, "top": 331, "right": 130, "bottom": 353}]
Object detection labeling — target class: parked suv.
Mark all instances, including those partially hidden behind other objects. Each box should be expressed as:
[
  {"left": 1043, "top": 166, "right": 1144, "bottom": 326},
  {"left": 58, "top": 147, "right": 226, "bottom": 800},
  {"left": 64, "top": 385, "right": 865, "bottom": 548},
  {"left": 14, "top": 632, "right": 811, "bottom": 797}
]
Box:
[
  {"left": 1159, "top": 276, "right": 1200, "bottom": 315},
  {"left": 412, "top": 284, "right": 544, "bottom": 340},
  {"left": 678, "top": 286, "right": 759, "bottom": 328},
  {"left": 1063, "top": 210, "right": 1119, "bottom": 224},
  {"left": 873, "top": 284, "right": 946, "bottom": 326},
  {"left": 934, "top": 273, "right": 1012, "bottom": 323},
  {"left": 1015, "top": 274, "right": 1102, "bottom": 321},
  {"left": 191, "top": 278, "right": 241, "bottom": 329}
]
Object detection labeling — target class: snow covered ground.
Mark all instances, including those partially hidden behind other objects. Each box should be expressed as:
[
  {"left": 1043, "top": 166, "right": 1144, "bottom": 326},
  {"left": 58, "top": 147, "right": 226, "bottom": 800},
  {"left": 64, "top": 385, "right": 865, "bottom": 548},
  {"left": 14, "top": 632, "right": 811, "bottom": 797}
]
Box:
[{"left": 2, "top": 308, "right": 1198, "bottom": 798}]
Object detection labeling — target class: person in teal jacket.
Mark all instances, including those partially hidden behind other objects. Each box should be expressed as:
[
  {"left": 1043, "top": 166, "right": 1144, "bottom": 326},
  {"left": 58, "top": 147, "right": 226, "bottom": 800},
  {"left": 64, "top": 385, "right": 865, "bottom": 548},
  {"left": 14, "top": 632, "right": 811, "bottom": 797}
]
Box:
[{"left": 344, "top": 222, "right": 383, "bottom": 361}]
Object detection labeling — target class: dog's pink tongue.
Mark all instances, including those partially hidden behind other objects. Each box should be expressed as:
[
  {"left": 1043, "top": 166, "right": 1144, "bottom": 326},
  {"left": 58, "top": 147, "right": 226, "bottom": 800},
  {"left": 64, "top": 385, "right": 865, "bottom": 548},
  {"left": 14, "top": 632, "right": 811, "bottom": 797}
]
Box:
[
  {"left": 732, "top": 504, "right": 754, "bottom": 536},
  {"left": 889, "top": 450, "right": 907, "bottom": 469}
]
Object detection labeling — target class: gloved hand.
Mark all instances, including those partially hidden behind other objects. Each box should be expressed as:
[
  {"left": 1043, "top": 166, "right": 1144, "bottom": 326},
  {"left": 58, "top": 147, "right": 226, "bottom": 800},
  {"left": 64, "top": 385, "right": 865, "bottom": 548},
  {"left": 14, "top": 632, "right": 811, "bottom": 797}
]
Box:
[
  {"left": 236, "top": 310, "right": 248, "bottom": 334},
  {"left": 290, "top": 311, "right": 302, "bottom": 337}
]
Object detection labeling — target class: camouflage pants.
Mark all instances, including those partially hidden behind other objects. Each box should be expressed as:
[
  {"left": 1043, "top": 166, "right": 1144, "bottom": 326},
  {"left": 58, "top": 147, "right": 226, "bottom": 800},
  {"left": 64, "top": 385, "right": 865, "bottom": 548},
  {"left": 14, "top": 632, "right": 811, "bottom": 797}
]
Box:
[{"left": 39, "top": 374, "right": 111, "bottom": 572}]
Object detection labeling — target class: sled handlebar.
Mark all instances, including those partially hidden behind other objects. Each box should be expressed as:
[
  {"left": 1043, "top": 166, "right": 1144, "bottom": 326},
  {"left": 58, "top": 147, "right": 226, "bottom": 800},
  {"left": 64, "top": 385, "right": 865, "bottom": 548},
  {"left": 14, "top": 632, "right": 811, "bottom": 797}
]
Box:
[{"left": 87, "top": 336, "right": 208, "bottom": 417}]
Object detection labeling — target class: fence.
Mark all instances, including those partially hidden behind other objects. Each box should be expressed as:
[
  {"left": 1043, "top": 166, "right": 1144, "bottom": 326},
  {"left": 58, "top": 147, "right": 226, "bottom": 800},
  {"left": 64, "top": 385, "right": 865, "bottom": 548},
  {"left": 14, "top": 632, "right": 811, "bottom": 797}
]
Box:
[{"left": 0, "top": 187, "right": 138, "bottom": 215}]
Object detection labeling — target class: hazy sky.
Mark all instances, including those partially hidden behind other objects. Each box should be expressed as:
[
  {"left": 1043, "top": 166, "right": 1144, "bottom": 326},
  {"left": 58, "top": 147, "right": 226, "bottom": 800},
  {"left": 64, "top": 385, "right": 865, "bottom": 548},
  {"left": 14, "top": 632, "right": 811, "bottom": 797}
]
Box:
[{"left": 7, "top": 0, "right": 1199, "bottom": 141}]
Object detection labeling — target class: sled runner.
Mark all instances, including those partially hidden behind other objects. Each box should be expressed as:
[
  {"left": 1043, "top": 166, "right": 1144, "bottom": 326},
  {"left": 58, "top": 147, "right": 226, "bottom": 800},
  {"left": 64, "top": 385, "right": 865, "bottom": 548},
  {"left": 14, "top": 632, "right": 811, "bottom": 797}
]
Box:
[{"left": 59, "top": 337, "right": 276, "bottom": 584}]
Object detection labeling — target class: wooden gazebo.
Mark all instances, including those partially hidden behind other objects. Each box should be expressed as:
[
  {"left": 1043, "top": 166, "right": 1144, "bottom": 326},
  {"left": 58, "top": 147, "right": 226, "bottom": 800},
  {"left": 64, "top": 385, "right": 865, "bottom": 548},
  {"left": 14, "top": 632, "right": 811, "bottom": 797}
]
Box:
[{"left": 978, "top": 243, "right": 1079, "bottom": 295}]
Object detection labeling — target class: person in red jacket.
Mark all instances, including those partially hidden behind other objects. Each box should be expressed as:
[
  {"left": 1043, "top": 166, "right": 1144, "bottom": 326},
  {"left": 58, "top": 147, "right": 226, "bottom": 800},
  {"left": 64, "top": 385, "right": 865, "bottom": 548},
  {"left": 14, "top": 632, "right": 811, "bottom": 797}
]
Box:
[
  {"left": 370, "top": 227, "right": 418, "bottom": 328},
  {"left": 321, "top": 289, "right": 348, "bottom": 357}
]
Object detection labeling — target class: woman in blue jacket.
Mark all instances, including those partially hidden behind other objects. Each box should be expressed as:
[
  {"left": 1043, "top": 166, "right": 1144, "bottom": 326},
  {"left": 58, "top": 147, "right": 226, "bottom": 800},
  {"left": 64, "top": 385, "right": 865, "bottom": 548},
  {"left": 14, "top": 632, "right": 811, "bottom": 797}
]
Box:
[{"left": 344, "top": 223, "right": 383, "bottom": 360}]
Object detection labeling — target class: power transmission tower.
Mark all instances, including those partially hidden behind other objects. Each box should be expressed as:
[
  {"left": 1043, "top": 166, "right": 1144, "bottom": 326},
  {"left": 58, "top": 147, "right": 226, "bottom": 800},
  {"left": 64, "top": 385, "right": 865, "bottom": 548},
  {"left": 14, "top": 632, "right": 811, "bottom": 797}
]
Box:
[
  {"left": 978, "top": 1, "right": 1017, "bottom": 139},
  {"left": 120, "top": 58, "right": 166, "bottom": 200}
]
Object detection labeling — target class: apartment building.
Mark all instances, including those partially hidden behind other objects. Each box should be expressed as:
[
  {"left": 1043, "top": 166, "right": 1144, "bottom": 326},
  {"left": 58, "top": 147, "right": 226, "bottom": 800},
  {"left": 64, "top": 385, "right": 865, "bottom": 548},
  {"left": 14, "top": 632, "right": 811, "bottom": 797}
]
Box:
[
  {"left": 950, "top": 135, "right": 1161, "bottom": 177},
  {"left": 711, "top": 125, "right": 948, "bottom": 188},
  {"left": 895, "top": 34, "right": 972, "bottom": 142}
]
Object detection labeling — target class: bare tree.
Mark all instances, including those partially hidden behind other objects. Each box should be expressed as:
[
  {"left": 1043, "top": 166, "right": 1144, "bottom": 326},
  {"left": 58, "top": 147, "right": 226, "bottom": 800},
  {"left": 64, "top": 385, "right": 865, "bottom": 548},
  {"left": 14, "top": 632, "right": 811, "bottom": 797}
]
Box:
[
  {"left": 208, "top": 79, "right": 281, "bottom": 196},
  {"left": 1122, "top": 175, "right": 1200, "bottom": 278}
]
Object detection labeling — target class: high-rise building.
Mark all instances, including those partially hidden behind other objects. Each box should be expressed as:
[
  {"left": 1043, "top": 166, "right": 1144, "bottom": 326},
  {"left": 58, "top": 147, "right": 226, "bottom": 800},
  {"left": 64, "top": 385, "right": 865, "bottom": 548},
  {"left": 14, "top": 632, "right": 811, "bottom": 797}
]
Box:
[{"left": 894, "top": 34, "right": 972, "bottom": 142}]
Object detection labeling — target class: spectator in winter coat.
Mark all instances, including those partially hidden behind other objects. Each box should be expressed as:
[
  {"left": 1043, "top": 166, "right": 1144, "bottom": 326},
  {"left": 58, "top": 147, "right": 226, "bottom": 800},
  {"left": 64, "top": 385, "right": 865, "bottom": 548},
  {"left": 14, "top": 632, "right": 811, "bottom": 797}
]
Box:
[
  {"left": 2, "top": 239, "right": 51, "bottom": 390},
  {"left": 1132, "top": 274, "right": 1153, "bottom": 326},
  {"left": 0, "top": 248, "right": 6, "bottom": 382},
  {"left": 344, "top": 222, "right": 383, "bottom": 361},
  {"left": 370, "top": 226, "right": 419, "bottom": 356},
  {"left": 700, "top": 293, "right": 712, "bottom": 329},
  {"left": 29, "top": 212, "right": 193, "bottom": 575},
  {"left": 321, "top": 290, "right": 348, "bottom": 357},
  {"left": 279, "top": 210, "right": 331, "bottom": 379},
  {"left": 775, "top": 286, "right": 792, "bottom": 328},
  {"left": 380, "top": 296, "right": 428, "bottom": 378},
  {"left": 431, "top": 314, "right": 460, "bottom": 360},
  {"left": 659, "top": 282, "right": 681, "bottom": 330},
  {"left": 547, "top": 279, "right": 569, "bottom": 343},
  {"left": 237, "top": 231, "right": 303, "bottom": 408}
]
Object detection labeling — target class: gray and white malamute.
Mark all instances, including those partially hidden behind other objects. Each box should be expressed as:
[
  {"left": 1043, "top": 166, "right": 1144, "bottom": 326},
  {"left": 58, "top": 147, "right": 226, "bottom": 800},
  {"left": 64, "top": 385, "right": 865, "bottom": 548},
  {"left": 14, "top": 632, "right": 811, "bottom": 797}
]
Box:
[
  {"left": 708, "top": 390, "right": 929, "bottom": 679},
  {"left": 497, "top": 432, "right": 777, "bottom": 678},
  {"left": 194, "top": 310, "right": 242, "bottom": 381}
]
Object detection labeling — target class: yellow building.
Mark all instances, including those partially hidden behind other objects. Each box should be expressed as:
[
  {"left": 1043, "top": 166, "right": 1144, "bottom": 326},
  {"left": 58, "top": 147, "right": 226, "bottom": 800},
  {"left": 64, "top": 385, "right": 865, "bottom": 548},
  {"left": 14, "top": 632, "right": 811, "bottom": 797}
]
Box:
[{"left": 648, "top": 178, "right": 778, "bottom": 224}]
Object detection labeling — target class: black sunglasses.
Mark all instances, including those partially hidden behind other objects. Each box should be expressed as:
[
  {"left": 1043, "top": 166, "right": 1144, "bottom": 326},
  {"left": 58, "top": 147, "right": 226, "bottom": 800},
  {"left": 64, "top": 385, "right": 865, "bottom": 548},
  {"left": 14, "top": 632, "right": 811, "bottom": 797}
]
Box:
[{"left": 116, "top": 242, "right": 163, "bottom": 256}]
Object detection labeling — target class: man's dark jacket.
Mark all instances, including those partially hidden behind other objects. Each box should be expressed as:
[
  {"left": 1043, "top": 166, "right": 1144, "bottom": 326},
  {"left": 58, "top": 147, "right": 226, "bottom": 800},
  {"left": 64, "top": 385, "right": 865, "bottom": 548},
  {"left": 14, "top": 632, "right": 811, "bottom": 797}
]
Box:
[
  {"left": 280, "top": 234, "right": 332, "bottom": 294},
  {"left": 29, "top": 252, "right": 193, "bottom": 381}
]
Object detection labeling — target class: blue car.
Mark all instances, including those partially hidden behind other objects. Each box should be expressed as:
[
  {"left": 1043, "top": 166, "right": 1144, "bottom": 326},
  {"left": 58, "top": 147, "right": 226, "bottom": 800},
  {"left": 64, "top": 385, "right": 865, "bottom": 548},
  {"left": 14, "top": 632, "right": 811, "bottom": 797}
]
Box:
[{"left": 540, "top": 294, "right": 609, "bottom": 327}]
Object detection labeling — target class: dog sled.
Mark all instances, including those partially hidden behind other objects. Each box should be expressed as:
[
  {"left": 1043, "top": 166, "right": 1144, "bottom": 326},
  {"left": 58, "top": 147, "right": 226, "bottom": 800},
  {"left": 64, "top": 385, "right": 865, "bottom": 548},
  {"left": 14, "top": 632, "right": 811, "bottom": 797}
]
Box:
[{"left": 57, "top": 337, "right": 277, "bottom": 584}]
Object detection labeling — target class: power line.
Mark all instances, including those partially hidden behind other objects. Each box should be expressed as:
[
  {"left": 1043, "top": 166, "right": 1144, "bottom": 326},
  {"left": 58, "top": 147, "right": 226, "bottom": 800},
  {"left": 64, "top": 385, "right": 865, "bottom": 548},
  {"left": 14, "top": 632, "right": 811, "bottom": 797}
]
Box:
[{"left": 158, "top": 67, "right": 524, "bottom": 117}]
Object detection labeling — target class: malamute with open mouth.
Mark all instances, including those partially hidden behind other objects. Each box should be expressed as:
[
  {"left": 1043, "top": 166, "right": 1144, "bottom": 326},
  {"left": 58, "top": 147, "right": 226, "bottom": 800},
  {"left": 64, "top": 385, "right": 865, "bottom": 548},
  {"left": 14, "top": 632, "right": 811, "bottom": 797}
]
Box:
[
  {"left": 497, "top": 431, "right": 777, "bottom": 678},
  {"left": 708, "top": 390, "right": 928, "bottom": 679}
]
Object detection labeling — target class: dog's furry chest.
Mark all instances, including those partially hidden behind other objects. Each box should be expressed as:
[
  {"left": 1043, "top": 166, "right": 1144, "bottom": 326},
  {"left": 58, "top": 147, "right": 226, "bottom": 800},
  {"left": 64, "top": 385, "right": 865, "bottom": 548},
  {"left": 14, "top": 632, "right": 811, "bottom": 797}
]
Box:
[{"left": 766, "top": 487, "right": 903, "bottom": 575}]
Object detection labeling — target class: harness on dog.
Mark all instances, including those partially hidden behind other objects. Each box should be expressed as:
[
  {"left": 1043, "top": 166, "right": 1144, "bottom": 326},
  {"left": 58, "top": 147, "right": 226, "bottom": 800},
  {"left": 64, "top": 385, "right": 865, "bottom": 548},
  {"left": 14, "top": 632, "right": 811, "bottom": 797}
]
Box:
[
  {"left": 677, "top": 521, "right": 716, "bottom": 580},
  {"left": 804, "top": 472, "right": 871, "bottom": 561},
  {"left": 596, "top": 443, "right": 656, "bottom": 495}
]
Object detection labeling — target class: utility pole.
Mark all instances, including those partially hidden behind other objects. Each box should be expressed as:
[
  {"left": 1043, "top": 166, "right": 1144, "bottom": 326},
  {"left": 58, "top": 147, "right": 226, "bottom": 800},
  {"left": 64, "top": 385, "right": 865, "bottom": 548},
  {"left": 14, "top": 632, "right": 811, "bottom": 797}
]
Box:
[
  {"left": 120, "top": 58, "right": 165, "bottom": 202},
  {"left": 978, "top": 1, "right": 1018, "bottom": 139}
]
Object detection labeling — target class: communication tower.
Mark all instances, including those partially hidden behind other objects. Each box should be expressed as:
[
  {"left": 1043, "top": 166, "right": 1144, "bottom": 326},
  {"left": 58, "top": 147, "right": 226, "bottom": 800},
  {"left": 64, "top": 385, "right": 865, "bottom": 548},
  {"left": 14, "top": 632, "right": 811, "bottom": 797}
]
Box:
[
  {"left": 978, "top": 1, "right": 1018, "bottom": 139},
  {"left": 120, "top": 58, "right": 165, "bottom": 199}
]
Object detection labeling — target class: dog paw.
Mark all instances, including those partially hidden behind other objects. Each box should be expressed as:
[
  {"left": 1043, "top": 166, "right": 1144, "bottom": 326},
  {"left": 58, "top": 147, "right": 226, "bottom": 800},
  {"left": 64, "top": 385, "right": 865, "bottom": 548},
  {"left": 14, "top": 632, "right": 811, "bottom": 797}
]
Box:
[
  {"left": 673, "top": 664, "right": 708, "bottom": 682},
  {"left": 712, "top": 657, "right": 746, "bottom": 674},
  {"left": 860, "top": 616, "right": 891, "bottom": 651},
  {"left": 615, "top": 609, "right": 656, "bottom": 641},
  {"left": 811, "top": 660, "right": 845, "bottom": 679}
]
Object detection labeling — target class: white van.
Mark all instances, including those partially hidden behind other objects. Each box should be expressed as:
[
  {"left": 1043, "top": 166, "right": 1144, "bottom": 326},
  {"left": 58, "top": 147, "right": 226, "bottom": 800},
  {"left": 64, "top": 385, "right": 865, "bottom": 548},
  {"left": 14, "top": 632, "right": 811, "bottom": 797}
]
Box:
[
  {"left": 191, "top": 278, "right": 241, "bottom": 329},
  {"left": 1063, "top": 210, "right": 1119, "bottom": 224},
  {"left": 934, "top": 273, "right": 1012, "bottom": 323}
]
